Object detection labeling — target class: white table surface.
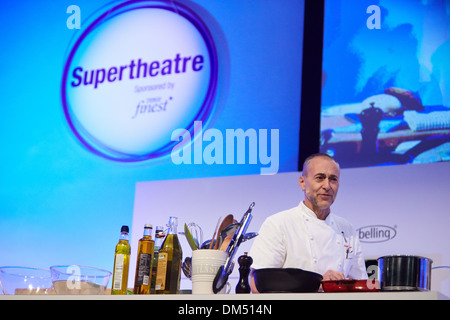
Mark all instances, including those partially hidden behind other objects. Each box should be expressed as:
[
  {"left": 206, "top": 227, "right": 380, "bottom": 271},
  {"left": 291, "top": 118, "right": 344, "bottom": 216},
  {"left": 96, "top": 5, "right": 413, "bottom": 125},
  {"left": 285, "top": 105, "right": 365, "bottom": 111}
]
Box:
[{"left": 0, "top": 291, "right": 447, "bottom": 300}]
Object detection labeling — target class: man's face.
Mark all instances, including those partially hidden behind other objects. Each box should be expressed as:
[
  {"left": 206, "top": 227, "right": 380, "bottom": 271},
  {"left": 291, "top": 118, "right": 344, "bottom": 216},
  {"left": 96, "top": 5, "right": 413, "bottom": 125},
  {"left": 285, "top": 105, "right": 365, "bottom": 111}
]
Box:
[{"left": 299, "top": 156, "right": 340, "bottom": 216}]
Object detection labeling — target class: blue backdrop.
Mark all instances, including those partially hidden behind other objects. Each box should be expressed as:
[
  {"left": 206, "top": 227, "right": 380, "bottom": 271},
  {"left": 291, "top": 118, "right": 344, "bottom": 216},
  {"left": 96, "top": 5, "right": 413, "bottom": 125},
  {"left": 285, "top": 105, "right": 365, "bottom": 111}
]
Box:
[{"left": 0, "top": 0, "right": 304, "bottom": 275}]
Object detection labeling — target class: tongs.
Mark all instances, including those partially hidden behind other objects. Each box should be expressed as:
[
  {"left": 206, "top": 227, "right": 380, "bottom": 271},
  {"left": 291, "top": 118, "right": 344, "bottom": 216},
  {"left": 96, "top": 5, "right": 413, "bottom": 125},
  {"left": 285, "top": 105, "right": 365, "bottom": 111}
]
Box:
[{"left": 212, "top": 202, "right": 254, "bottom": 293}]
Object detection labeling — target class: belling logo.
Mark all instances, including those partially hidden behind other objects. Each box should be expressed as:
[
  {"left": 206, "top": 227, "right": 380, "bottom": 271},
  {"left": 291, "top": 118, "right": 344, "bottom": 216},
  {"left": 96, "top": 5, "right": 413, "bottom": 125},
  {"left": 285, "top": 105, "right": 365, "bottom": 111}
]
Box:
[{"left": 358, "top": 225, "right": 397, "bottom": 243}]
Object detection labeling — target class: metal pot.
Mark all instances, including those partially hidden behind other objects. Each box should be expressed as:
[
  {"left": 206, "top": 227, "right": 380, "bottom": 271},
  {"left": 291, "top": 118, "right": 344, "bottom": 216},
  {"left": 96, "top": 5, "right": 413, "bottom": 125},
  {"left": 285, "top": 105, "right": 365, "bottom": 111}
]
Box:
[{"left": 377, "top": 255, "right": 433, "bottom": 291}]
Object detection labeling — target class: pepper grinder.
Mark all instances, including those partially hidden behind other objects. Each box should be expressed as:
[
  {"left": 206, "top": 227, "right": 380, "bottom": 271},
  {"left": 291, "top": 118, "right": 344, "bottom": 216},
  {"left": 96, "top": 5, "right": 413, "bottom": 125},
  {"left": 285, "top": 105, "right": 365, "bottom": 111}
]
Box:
[
  {"left": 235, "top": 252, "right": 253, "bottom": 294},
  {"left": 359, "top": 102, "right": 383, "bottom": 156}
]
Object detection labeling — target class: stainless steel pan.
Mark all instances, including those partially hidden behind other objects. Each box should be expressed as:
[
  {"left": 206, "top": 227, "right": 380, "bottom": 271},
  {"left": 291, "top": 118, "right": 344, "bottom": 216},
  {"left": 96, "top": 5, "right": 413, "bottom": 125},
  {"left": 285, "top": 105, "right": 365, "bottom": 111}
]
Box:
[{"left": 377, "top": 255, "right": 433, "bottom": 291}]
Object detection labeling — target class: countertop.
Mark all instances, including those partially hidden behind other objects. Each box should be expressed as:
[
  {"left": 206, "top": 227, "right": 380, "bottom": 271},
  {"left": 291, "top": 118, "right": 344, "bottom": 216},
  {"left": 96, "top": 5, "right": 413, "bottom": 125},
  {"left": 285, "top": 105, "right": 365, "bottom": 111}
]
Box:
[{"left": 0, "top": 291, "right": 447, "bottom": 300}]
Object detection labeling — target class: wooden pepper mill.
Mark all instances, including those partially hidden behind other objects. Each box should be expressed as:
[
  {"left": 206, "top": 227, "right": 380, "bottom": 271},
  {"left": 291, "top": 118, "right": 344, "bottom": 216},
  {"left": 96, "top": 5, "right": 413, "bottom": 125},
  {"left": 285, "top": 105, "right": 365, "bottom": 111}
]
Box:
[{"left": 235, "top": 252, "right": 253, "bottom": 293}]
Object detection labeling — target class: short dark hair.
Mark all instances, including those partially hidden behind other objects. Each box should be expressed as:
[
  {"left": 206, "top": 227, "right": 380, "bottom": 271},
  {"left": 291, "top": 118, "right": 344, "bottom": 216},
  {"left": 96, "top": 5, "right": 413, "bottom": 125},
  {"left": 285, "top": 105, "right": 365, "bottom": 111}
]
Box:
[{"left": 302, "top": 153, "right": 340, "bottom": 175}]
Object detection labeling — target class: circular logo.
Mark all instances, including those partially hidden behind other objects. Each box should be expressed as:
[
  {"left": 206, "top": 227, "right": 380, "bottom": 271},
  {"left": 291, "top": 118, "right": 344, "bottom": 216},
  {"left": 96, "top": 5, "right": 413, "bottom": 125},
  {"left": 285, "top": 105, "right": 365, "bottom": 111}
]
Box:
[{"left": 61, "top": 0, "right": 219, "bottom": 162}]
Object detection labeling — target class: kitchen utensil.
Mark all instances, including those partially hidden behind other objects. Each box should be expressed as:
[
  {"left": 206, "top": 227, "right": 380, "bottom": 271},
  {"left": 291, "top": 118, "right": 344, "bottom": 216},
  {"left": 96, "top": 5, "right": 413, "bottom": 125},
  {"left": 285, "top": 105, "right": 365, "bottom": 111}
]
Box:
[
  {"left": 200, "top": 239, "right": 213, "bottom": 249},
  {"left": 209, "top": 217, "right": 222, "bottom": 249},
  {"left": 50, "top": 265, "right": 111, "bottom": 294},
  {"left": 213, "top": 214, "right": 234, "bottom": 250},
  {"left": 212, "top": 202, "right": 254, "bottom": 293},
  {"left": 377, "top": 255, "right": 433, "bottom": 291},
  {"left": 236, "top": 253, "right": 253, "bottom": 294},
  {"left": 187, "top": 222, "right": 203, "bottom": 249},
  {"left": 219, "top": 232, "right": 258, "bottom": 251},
  {"left": 219, "top": 233, "right": 233, "bottom": 251},
  {"left": 322, "top": 279, "right": 379, "bottom": 292},
  {"left": 242, "top": 232, "right": 258, "bottom": 242},
  {"left": 0, "top": 266, "right": 53, "bottom": 295},
  {"left": 182, "top": 257, "right": 192, "bottom": 279},
  {"left": 218, "top": 221, "right": 239, "bottom": 247},
  {"left": 203, "top": 232, "right": 257, "bottom": 251},
  {"left": 253, "top": 268, "right": 323, "bottom": 293},
  {"left": 184, "top": 223, "right": 198, "bottom": 251}
]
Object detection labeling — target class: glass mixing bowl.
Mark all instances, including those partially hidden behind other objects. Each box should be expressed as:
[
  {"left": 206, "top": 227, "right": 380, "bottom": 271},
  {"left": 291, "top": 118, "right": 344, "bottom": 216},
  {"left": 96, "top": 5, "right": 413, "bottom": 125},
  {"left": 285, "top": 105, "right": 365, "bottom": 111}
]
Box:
[
  {"left": 50, "top": 265, "right": 111, "bottom": 294},
  {"left": 0, "top": 266, "right": 53, "bottom": 295}
]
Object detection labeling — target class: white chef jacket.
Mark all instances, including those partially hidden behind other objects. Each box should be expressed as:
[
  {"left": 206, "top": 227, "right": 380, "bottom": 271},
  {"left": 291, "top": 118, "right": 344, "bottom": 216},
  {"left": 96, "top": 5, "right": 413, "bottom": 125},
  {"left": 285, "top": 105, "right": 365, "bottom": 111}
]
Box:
[{"left": 249, "top": 202, "right": 368, "bottom": 279}]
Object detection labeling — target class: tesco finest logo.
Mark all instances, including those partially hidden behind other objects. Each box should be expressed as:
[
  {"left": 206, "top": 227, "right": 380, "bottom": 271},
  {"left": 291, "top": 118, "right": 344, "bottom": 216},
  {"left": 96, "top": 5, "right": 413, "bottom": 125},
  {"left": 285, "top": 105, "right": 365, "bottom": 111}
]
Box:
[{"left": 357, "top": 225, "right": 397, "bottom": 243}]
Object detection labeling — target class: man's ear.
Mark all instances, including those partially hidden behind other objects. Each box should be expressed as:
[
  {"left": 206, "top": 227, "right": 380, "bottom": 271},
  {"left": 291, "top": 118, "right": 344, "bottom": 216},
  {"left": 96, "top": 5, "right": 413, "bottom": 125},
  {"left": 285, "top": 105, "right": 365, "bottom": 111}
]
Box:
[{"left": 298, "top": 175, "right": 306, "bottom": 191}]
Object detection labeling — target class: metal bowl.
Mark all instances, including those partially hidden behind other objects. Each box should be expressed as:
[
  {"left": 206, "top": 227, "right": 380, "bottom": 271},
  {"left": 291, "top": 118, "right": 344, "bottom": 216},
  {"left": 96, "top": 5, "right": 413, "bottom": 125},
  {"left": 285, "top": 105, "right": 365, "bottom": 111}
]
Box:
[{"left": 253, "top": 268, "right": 323, "bottom": 293}]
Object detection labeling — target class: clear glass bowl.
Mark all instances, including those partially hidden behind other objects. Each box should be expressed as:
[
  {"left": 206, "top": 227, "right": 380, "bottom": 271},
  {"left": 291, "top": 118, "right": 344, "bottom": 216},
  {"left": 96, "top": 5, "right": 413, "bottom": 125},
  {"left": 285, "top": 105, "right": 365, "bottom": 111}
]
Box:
[
  {"left": 0, "top": 266, "right": 53, "bottom": 295},
  {"left": 50, "top": 265, "right": 111, "bottom": 294}
]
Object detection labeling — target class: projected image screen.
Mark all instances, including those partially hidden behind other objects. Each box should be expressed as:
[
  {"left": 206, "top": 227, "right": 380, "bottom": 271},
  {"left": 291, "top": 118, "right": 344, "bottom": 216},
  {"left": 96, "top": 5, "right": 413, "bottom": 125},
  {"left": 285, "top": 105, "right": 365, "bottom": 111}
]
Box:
[
  {"left": 0, "top": 0, "right": 305, "bottom": 276},
  {"left": 320, "top": 0, "right": 450, "bottom": 168}
]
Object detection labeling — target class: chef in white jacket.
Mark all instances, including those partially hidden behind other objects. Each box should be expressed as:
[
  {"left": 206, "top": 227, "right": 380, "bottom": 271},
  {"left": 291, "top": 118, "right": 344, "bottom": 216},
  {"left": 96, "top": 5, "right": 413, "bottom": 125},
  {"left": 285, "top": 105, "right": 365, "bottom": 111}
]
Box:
[{"left": 249, "top": 153, "right": 368, "bottom": 292}]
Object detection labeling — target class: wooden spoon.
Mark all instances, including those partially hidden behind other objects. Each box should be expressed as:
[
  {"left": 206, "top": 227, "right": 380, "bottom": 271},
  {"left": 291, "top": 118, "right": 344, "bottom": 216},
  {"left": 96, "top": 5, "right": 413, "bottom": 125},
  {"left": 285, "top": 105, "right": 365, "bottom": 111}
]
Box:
[
  {"left": 209, "top": 216, "right": 222, "bottom": 249},
  {"left": 219, "top": 233, "right": 233, "bottom": 251},
  {"left": 213, "top": 214, "right": 234, "bottom": 250}
]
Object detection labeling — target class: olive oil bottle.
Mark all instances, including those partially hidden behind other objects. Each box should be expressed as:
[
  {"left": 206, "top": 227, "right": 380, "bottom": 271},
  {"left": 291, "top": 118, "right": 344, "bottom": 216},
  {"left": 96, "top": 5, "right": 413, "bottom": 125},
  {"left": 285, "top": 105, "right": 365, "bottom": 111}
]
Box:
[
  {"left": 150, "top": 226, "right": 165, "bottom": 293},
  {"left": 155, "top": 217, "right": 183, "bottom": 294},
  {"left": 111, "top": 225, "right": 131, "bottom": 295},
  {"left": 133, "top": 224, "right": 155, "bottom": 294}
]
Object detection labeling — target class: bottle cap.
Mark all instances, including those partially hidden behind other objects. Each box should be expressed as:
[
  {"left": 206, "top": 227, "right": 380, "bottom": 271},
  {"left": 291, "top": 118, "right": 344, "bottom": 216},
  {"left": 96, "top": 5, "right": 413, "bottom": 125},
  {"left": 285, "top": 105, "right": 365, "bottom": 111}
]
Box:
[
  {"left": 121, "top": 225, "right": 129, "bottom": 233},
  {"left": 144, "top": 224, "right": 153, "bottom": 229}
]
